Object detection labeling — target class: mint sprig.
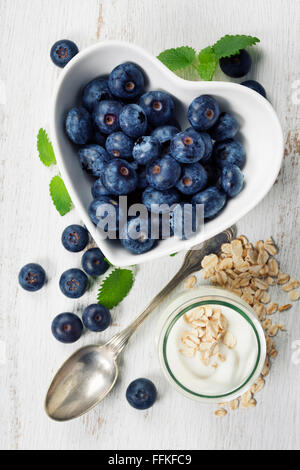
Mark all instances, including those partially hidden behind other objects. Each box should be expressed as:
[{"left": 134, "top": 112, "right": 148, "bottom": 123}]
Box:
[
  {"left": 158, "top": 34, "right": 260, "bottom": 81},
  {"left": 50, "top": 175, "right": 72, "bottom": 216},
  {"left": 37, "top": 129, "right": 56, "bottom": 166},
  {"left": 97, "top": 268, "right": 134, "bottom": 309}
]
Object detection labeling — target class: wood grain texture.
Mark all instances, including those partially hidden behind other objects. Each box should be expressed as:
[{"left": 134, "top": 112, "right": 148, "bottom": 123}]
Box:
[{"left": 0, "top": 0, "right": 300, "bottom": 450}]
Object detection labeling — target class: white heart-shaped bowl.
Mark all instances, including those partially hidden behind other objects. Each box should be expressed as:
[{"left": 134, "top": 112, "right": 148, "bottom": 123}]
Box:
[{"left": 51, "top": 41, "right": 284, "bottom": 267}]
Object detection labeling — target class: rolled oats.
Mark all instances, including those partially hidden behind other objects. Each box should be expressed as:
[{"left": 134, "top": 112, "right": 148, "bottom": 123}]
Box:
[
  {"left": 278, "top": 304, "right": 292, "bottom": 312},
  {"left": 288, "top": 290, "right": 300, "bottom": 301},
  {"left": 282, "top": 279, "right": 300, "bottom": 292},
  {"left": 215, "top": 409, "right": 227, "bottom": 417},
  {"left": 185, "top": 276, "right": 197, "bottom": 289}
]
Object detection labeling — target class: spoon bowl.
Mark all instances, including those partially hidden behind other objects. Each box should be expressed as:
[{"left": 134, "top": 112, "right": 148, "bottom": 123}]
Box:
[{"left": 45, "top": 345, "right": 118, "bottom": 421}]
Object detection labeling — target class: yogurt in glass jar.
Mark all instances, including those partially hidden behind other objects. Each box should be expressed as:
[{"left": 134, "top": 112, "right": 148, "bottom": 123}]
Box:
[{"left": 157, "top": 286, "right": 266, "bottom": 403}]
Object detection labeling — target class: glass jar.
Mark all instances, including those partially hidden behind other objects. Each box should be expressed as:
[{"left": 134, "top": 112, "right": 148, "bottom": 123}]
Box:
[{"left": 157, "top": 285, "right": 266, "bottom": 404}]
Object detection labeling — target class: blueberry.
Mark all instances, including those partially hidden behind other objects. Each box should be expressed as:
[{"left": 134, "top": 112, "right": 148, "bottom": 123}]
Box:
[
  {"left": 88, "top": 196, "right": 122, "bottom": 233},
  {"left": 82, "top": 248, "right": 109, "bottom": 276},
  {"left": 91, "top": 178, "right": 111, "bottom": 198},
  {"left": 214, "top": 139, "right": 246, "bottom": 169},
  {"left": 200, "top": 132, "right": 213, "bottom": 162},
  {"left": 18, "top": 263, "right": 46, "bottom": 292},
  {"left": 82, "top": 78, "right": 112, "bottom": 111},
  {"left": 133, "top": 136, "right": 161, "bottom": 165},
  {"left": 220, "top": 50, "right": 252, "bottom": 78},
  {"left": 50, "top": 40, "right": 79, "bottom": 68},
  {"left": 78, "top": 144, "right": 111, "bottom": 177},
  {"left": 120, "top": 217, "right": 156, "bottom": 255},
  {"left": 221, "top": 164, "right": 244, "bottom": 198},
  {"left": 151, "top": 125, "right": 180, "bottom": 147},
  {"left": 210, "top": 112, "right": 239, "bottom": 141},
  {"left": 188, "top": 95, "right": 220, "bottom": 131},
  {"left": 176, "top": 162, "right": 208, "bottom": 195},
  {"left": 126, "top": 378, "right": 157, "bottom": 410},
  {"left": 170, "top": 202, "right": 200, "bottom": 240},
  {"left": 170, "top": 128, "right": 205, "bottom": 164},
  {"left": 82, "top": 304, "right": 111, "bottom": 332},
  {"left": 103, "top": 159, "right": 138, "bottom": 195},
  {"left": 51, "top": 313, "right": 83, "bottom": 344},
  {"left": 105, "top": 132, "right": 134, "bottom": 159},
  {"left": 146, "top": 154, "right": 181, "bottom": 191},
  {"left": 139, "top": 91, "right": 175, "bottom": 127},
  {"left": 119, "top": 104, "right": 148, "bottom": 139},
  {"left": 61, "top": 225, "right": 89, "bottom": 253},
  {"left": 192, "top": 187, "right": 227, "bottom": 220},
  {"left": 241, "top": 80, "right": 267, "bottom": 98},
  {"left": 59, "top": 269, "right": 88, "bottom": 299},
  {"left": 93, "top": 100, "right": 123, "bottom": 135},
  {"left": 66, "top": 107, "right": 93, "bottom": 145},
  {"left": 108, "top": 62, "right": 145, "bottom": 100},
  {"left": 142, "top": 187, "right": 180, "bottom": 214}
]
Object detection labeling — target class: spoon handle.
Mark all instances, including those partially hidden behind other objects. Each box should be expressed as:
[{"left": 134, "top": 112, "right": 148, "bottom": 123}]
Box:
[{"left": 106, "top": 226, "right": 237, "bottom": 356}]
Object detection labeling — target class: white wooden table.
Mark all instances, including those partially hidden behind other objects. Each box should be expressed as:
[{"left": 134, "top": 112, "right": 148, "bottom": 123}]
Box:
[{"left": 1, "top": 0, "right": 300, "bottom": 451}]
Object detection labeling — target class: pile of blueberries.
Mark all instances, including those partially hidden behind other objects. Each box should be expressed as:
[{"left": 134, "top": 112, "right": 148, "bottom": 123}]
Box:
[{"left": 65, "top": 62, "right": 246, "bottom": 255}]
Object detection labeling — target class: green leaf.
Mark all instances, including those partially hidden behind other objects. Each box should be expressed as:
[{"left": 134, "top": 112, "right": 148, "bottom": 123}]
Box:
[
  {"left": 157, "top": 46, "right": 196, "bottom": 71},
  {"left": 170, "top": 253, "right": 178, "bottom": 257},
  {"left": 37, "top": 128, "right": 56, "bottom": 167},
  {"left": 97, "top": 268, "right": 134, "bottom": 309},
  {"left": 213, "top": 35, "right": 260, "bottom": 59},
  {"left": 49, "top": 175, "right": 72, "bottom": 216},
  {"left": 197, "top": 46, "right": 217, "bottom": 81}
]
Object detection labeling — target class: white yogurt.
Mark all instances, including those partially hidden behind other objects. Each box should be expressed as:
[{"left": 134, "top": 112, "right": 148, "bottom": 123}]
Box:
[{"left": 166, "top": 304, "right": 258, "bottom": 396}]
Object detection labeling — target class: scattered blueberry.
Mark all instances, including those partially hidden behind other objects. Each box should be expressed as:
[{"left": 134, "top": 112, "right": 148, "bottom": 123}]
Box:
[
  {"left": 105, "top": 132, "right": 134, "bottom": 159},
  {"left": 213, "top": 139, "right": 246, "bottom": 169},
  {"left": 50, "top": 39, "right": 79, "bottom": 68},
  {"left": 61, "top": 225, "right": 89, "bottom": 253},
  {"left": 82, "top": 304, "right": 111, "bottom": 332},
  {"left": 126, "top": 378, "right": 157, "bottom": 410},
  {"left": 103, "top": 159, "right": 138, "bottom": 195},
  {"left": 93, "top": 100, "right": 123, "bottom": 135},
  {"left": 170, "top": 202, "right": 200, "bottom": 240},
  {"left": 59, "top": 269, "right": 88, "bottom": 299},
  {"left": 188, "top": 95, "right": 220, "bottom": 131},
  {"left": 133, "top": 136, "right": 161, "bottom": 165},
  {"left": 170, "top": 128, "right": 206, "bottom": 164},
  {"left": 120, "top": 217, "right": 156, "bottom": 254},
  {"left": 66, "top": 107, "right": 93, "bottom": 145},
  {"left": 18, "top": 263, "right": 46, "bottom": 292},
  {"left": 146, "top": 154, "right": 181, "bottom": 190},
  {"left": 221, "top": 164, "right": 244, "bottom": 198},
  {"left": 78, "top": 144, "right": 111, "bottom": 176},
  {"left": 88, "top": 196, "right": 122, "bottom": 233},
  {"left": 119, "top": 104, "right": 148, "bottom": 138},
  {"left": 82, "top": 248, "right": 109, "bottom": 276},
  {"left": 220, "top": 49, "right": 252, "bottom": 78},
  {"left": 142, "top": 187, "right": 180, "bottom": 214},
  {"left": 108, "top": 62, "right": 145, "bottom": 100},
  {"left": 151, "top": 125, "right": 180, "bottom": 147},
  {"left": 51, "top": 313, "right": 83, "bottom": 344},
  {"left": 210, "top": 112, "right": 239, "bottom": 141},
  {"left": 176, "top": 162, "right": 208, "bottom": 195},
  {"left": 139, "top": 91, "right": 175, "bottom": 127},
  {"left": 192, "top": 187, "right": 227, "bottom": 219},
  {"left": 82, "top": 78, "right": 112, "bottom": 112},
  {"left": 91, "top": 178, "right": 111, "bottom": 198},
  {"left": 241, "top": 80, "right": 267, "bottom": 98}
]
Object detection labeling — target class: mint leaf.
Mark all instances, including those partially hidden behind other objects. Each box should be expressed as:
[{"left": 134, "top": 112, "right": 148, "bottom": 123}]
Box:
[
  {"left": 157, "top": 46, "right": 196, "bottom": 71},
  {"left": 170, "top": 253, "right": 178, "bottom": 257},
  {"left": 49, "top": 175, "right": 72, "bottom": 216},
  {"left": 97, "top": 268, "right": 134, "bottom": 309},
  {"left": 197, "top": 46, "right": 217, "bottom": 81},
  {"left": 37, "top": 129, "right": 56, "bottom": 167},
  {"left": 213, "top": 35, "right": 260, "bottom": 59}
]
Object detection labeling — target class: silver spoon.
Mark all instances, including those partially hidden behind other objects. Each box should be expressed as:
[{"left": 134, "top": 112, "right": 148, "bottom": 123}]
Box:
[{"left": 45, "top": 226, "right": 237, "bottom": 421}]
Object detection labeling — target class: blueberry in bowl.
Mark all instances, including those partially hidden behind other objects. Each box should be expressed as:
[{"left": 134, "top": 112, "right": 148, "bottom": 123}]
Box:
[
  {"left": 93, "top": 100, "right": 123, "bottom": 135},
  {"left": 102, "top": 159, "right": 138, "bottom": 195},
  {"left": 66, "top": 107, "right": 93, "bottom": 145},
  {"left": 120, "top": 216, "right": 157, "bottom": 255},
  {"left": 192, "top": 186, "right": 227, "bottom": 220},
  {"left": 151, "top": 125, "right": 180, "bottom": 147},
  {"left": 82, "top": 304, "right": 111, "bottom": 333},
  {"left": 139, "top": 90, "right": 175, "bottom": 127},
  {"left": 88, "top": 196, "right": 123, "bottom": 233},
  {"left": 59, "top": 269, "right": 88, "bottom": 299},
  {"left": 51, "top": 313, "right": 83, "bottom": 344},
  {"left": 146, "top": 154, "right": 181, "bottom": 190},
  {"left": 82, "top": 248, "right": 109, "bottom": 276},
  {"left": 119, "top": 104, "right": 148, "bottom": 138},
  {"left": 61, "top": 224, "right": 89, "bottom": 253},
  {"left": 209, "top": 112, "right": 239, "bottom": 141},
  {"left": 133, "top": 136, "right": 161, "bottom": 166},
  {"left": 142, "top": 187, "right": 180, "bottom": 214},
  {"left": 108, "top": 62, "right": 145, "bottom": 100},
  {"left": 188, "top": 95, "right": 220, "bottom": 131},
  {"left": 170, "top": 128, "right": 206, "bottom": 164},
  {"left": 105, "top": 131, "right": 134, "bottom": 159},
  {"left": 82, "top": 78, "right": 112, "bottom": 111},
  {"left": 176, "top": 162, "right": 208, "bottom": 195},
  {"left": 221, "top": 164, "right": 244, "bottom": 198},
  {"left": 126, "top": 378, "right": 157, "bottom": 410},
  {"left": 18, "top": 263, "right": 46, "bottom": 292},
  {"left": 91, "top": 178, "right": 111, "bottom": 198},
  {"left": 213, "top": 139, "right": 246, "bottom": 169},
  {"left": 78, "top": 144, "right": 111, "bottom": 177}
]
